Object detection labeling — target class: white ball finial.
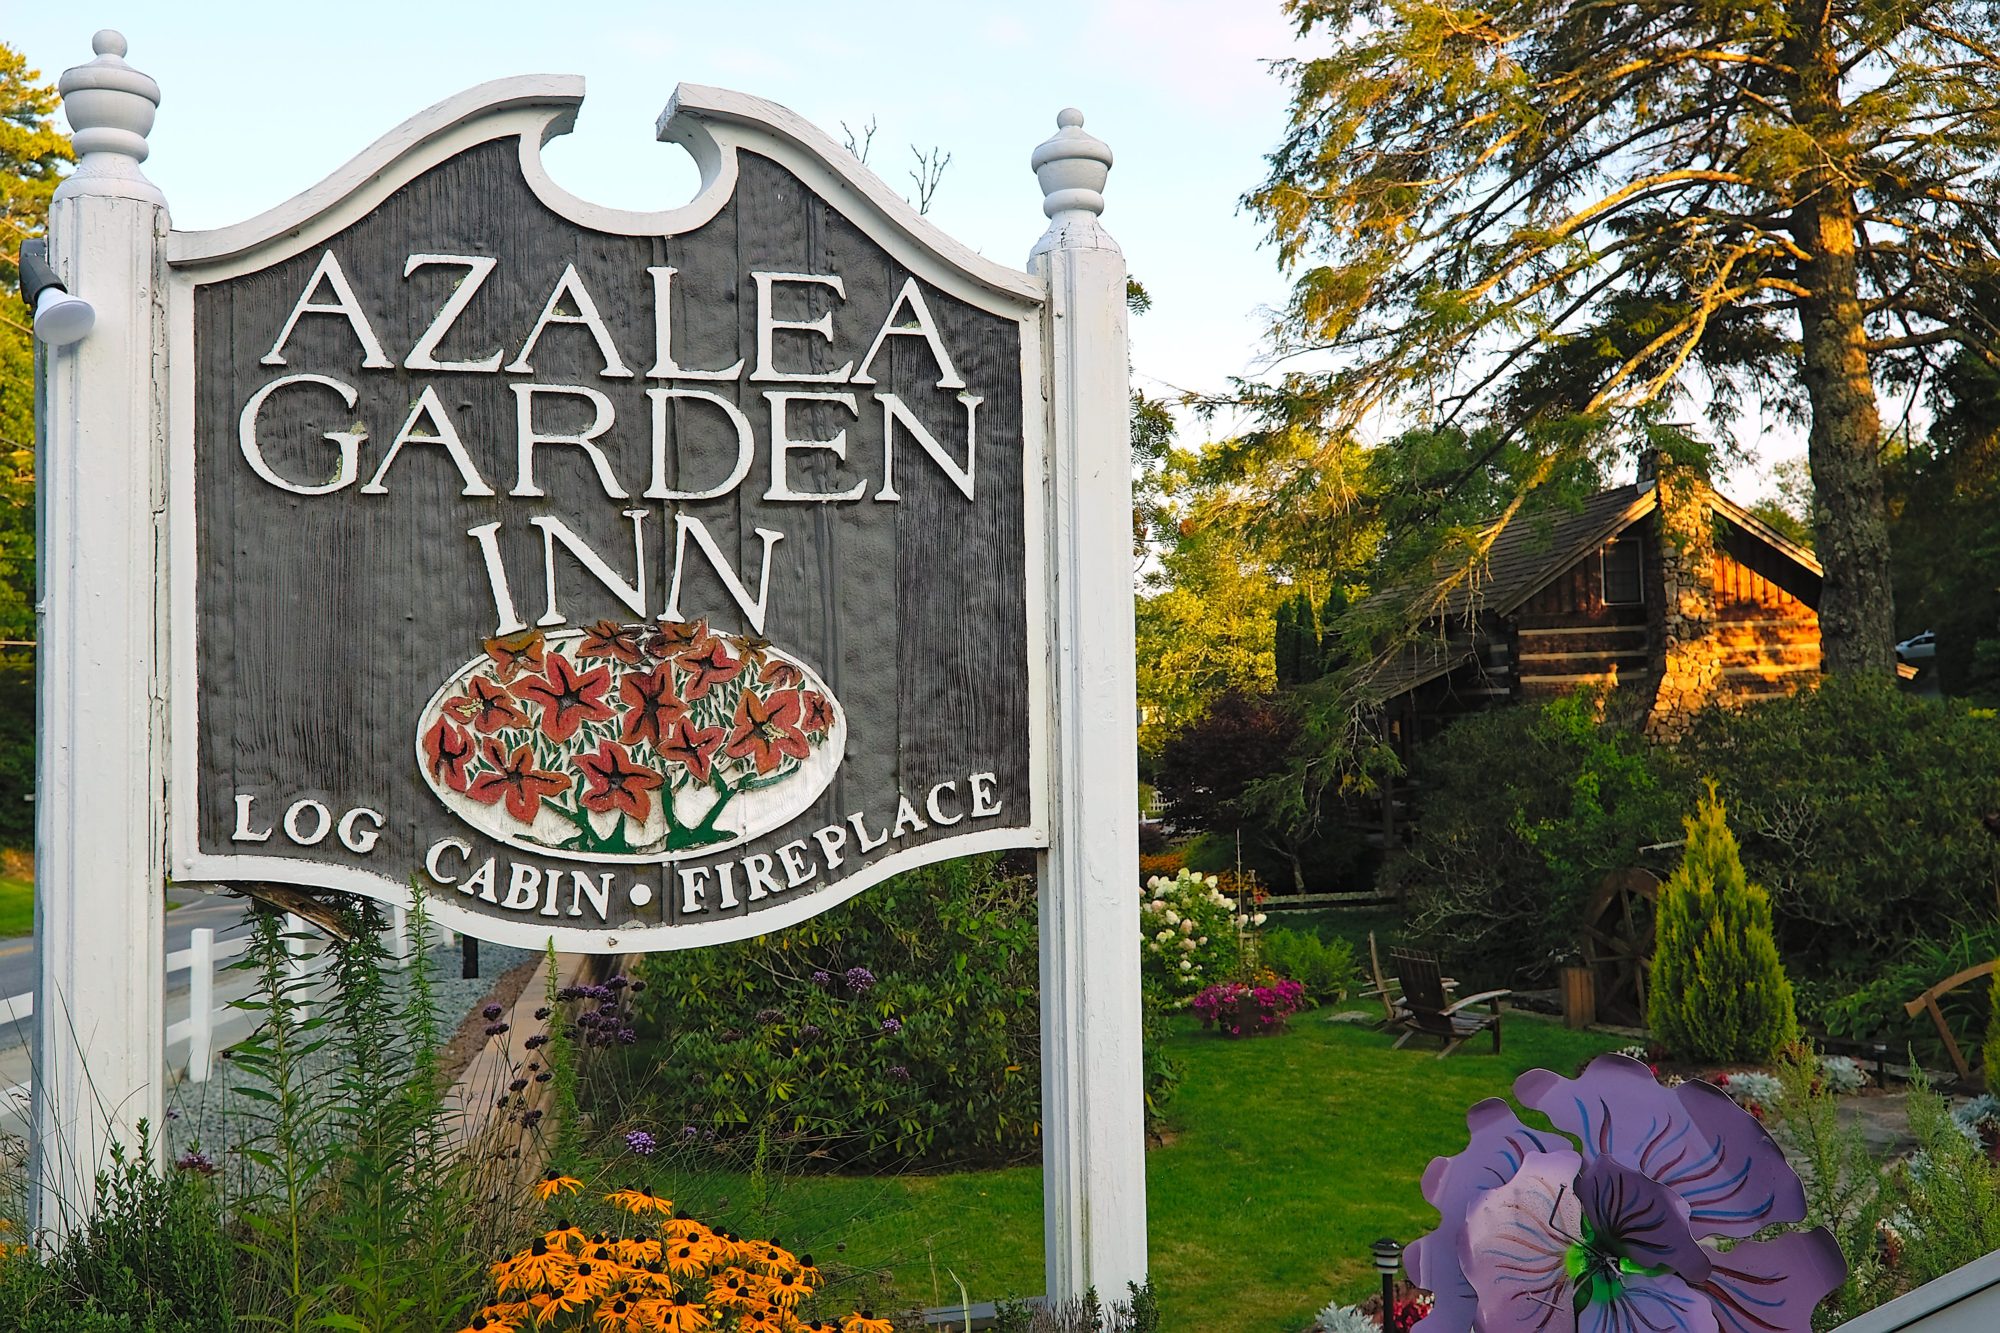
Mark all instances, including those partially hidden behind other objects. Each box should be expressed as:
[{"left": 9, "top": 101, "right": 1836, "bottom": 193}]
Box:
[
  {"left": 58, "top": 29, "right": 162, "bottom": 199},
  {"left": 1032, "top": 107, "right": 1113, "bottom": 221}
]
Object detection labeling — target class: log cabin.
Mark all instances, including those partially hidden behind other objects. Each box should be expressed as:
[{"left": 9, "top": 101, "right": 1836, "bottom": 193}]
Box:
[{"left": 1360, "top": 459, "right": 1835, "bottom": 768}]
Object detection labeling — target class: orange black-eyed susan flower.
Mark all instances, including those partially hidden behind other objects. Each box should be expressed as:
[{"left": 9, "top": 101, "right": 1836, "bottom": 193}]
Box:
[
  {"left": 843, "top": 1314, "right": 897, "bottom": 1333},
  {"left": 663, "top": 1238, "right": 716, "bottom": 1279},
  {"left": 494, "top": 1237, "right": 570, "bottom": 1294},
  {"left": 611, "top": 1236, "right": 663, "bottom": 1266},
  {"left": 560, "top": 1259, "right": 616, "bottom": 1305},
  {"left": 648, "top": 1291, "right": 712, "bottom": 1332},
  {"left": 605, "top": 1184, "right": 676, "bottom": 1216},
  {"left": 533, "top": 1171, "right": 584, "bottom": 1203},
  {"left": 590, "top": 1295, "right": 642, "bottom": 1331},
  {"left": 544, "top": 1220, "right": 590, "bottom": 1250}
]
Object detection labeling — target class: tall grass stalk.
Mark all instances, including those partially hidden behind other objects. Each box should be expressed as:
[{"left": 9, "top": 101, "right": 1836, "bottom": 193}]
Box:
[{"left": 229, "top": 911, "right": 335, "bottom": 1331}]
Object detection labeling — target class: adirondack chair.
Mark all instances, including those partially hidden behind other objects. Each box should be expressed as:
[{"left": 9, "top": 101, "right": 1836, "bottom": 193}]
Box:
[
  {"left": 1389, "top": 948, "right": 1510, "bottom": 1058},
  {"left": 1363, "top": 932, "right": 1460, "bottom": 1032}
]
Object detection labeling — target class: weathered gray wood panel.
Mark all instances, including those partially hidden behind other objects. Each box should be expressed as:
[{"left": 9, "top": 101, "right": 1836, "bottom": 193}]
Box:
[{"left": 190, "top": 141, "right": 1033, "bottom": 934}]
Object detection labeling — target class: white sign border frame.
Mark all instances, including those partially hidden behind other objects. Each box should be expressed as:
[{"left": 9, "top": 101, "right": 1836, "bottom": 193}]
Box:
[{"left": 163, "top": 76, "right": 1053, "bottom": 954}]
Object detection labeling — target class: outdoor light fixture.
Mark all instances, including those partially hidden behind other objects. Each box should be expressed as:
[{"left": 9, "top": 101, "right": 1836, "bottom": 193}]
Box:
[
  {"left": 16, "top": 239, "right": 95, "bottom": 347},
  {"left": 1373, "top": 1238, "right": 1404, "bottom": 1333}
]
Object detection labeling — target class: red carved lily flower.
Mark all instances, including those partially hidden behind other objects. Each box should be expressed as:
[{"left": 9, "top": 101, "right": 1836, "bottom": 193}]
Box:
[
  {"left": 797, "top": 690, "right": 835, "bottom": 735},
  {"left": 514, "top": 652, "right": 615, "bottom": 743},
  {"left": 657, "top": 720, "right": 725, "bottom": 784},
  {"left": 461, "top": 675, "right": 530, "bottom": 734},
  {"left": 482, "top": 629, "right": 547, "bottom": 682},
  {"left": 466, "top": 740, "right": 570, "bottom": 824},
  {"left": 648, "top": 618, "right": 710, "bottom": 657},
  {"left": 759, "top": 659, "right": 805, "bottom": 688},
  {"left": 423, "top": 718, "right": 475, "bottom": 792},
  {"left": 576, "top": 741, "right": 665, "bottom": 821},
  {"left": 576, "top": 619, "right": 647, "bottom": 665},
  {"left": 679, "top": 639, "right": 742, "bottom": 701},
  {"left": 619, "top": 666, "right": 688, "bottom": 748},
  {"left": 726, "top": 689, "right": 811, "bottom": 775}
]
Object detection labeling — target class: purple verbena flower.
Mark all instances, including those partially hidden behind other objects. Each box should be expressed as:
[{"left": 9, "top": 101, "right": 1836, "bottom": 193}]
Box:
[
  {"left": 682, "top": 1125, "right": 700, "bottom": 1141},
  {"left": 174, "top": 1150, "right": 215, "bottom": 1175},
  {"left": 483, "top": 1022, "right": 509, "bottom": 1036},
  {"left": 810, "top": 970, "right": 833, "bottom": 989},
  {"left": 887, "top": 1065, "right": 910, "bottom": 1083},
  {"left": 844, "top": 966, "right": 876, "bottom": 993},
  {"left": 625, "top": 1130, "right": 657, "bottom": 1156},
  {"left": 482, "top": 1003, "right": 504, "bottom": 1020},
  {"left": 880, "top": 1017, "right": 902, "bottom": 1035}
]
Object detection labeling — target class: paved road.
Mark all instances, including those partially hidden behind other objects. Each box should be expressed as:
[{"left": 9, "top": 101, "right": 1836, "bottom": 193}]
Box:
[{"left": 0, "top": 888, "right": 256, "bottom": 1051}]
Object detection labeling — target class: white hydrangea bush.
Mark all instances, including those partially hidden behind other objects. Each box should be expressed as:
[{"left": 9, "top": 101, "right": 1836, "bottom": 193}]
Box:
[{"left": 1139, "top": 868, "right": 1253, "bottom": 1003}]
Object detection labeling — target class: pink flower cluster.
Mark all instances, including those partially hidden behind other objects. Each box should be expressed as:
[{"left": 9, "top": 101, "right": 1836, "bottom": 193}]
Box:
[{"left": 1190, "top": 978, "right": 1305, "bottom": 1036}]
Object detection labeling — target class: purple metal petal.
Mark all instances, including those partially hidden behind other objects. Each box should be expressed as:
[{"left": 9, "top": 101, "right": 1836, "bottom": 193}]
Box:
[
  {"left": 1695, "top": 1229, "right": 1847, "bottom": 1333},
  {"left": 1407, "top": 1099, "right": 1569, "bottom": 1333},
  {"left": 1459, "top": 1148, "right": 1584, "bottom": 1333},
  {"left": 1670, "top": 1079, "right": 1807, "bottom": 1238},
  {"left": 1578, "top": 1270, "right": 1718, "bottom": 1333},
  {"left": 1516, "top": 1055, "right": 1804, "bottom": 1237},
  {"left": 1577, "top": 1155, "right": 1711, "bottom": 1285}
]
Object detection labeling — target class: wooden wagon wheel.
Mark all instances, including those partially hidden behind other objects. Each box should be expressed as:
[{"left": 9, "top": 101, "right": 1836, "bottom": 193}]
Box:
[{"left": 1579, "top": 867, "right": 1661, "bottom": 1026}]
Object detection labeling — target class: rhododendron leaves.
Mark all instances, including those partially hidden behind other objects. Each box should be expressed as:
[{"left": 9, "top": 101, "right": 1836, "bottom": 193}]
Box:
[
  {"left": 1696, "top": 1229, "right": 1846, "bottom": 1333},
  {"left": 1516, "top": 1055, "right": 1803, "bottom": 1238}
]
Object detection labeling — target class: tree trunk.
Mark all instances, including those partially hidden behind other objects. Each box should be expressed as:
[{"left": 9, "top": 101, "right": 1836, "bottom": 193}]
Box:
[{"left": 1791, "top": 15, "right": 1898, "bottom": 676}]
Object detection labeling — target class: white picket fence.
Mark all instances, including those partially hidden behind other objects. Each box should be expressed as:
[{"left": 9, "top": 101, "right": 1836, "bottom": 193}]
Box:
[{"left": 0, "top": 908, "right": 442, "bottom": 1117}]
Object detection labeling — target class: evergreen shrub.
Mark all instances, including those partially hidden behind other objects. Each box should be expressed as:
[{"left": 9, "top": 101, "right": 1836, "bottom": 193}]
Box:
[
  {"left": 1647, "top": 783, "right": 1800, "bottom": 1062},
  {"left": 1985, "top": 964, "right": 2000, "bottom": 1089}
]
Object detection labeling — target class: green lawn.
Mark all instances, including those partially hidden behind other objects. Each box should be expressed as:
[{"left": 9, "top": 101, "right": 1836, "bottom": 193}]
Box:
[
  {"left": 0, "top": 876, "right": 29, "bottom": 937},
  {"left": 623, "top": 1012, "right": 1623, "bottom": 1332}
]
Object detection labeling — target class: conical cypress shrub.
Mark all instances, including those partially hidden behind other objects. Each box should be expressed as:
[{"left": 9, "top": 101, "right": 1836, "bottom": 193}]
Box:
[
  {"left": 1984, "top": 965, "right": 2000, "bottom": 1090},
  {"left": 1648, "top": 781, "right": 1799, "bottom": 1061}
]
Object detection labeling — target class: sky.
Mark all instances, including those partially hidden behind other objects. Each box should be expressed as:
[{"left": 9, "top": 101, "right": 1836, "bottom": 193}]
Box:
[{"left": 12, "top": 1, "right": 1795, "bottom": 499}]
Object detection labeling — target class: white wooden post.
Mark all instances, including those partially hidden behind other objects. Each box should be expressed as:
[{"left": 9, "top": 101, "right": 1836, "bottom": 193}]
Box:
[
  {"left": 389, "top": 905, "right": 412, "bottom": 966},
  {"left": 1029, "top": 110, "right": 1149, "bottom": 1301},
  {"left": 31, "top": 30, "right": 168, "bottom": 1235},
  {"left": 283, "top": 914, "right": 314, "bottom": 1018},
  {"left": 185, "top": 928, "right": 215, "bottom": 1084}
]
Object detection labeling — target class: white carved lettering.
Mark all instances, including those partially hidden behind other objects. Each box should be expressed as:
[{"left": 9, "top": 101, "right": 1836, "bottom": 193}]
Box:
[
  {"left": 261, "top": 250, "right": 393, "bottom": 369},
  {"left": 239, "top": 374, "right": 364, "bottom": 496},
  {"left": 402, "top": 253, "right": 503, "bottom": 372}
]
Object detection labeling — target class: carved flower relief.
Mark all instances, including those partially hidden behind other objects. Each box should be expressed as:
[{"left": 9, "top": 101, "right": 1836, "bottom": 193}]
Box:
[{"left": 415, "top": 623, "right": 845, "bottom": 862}]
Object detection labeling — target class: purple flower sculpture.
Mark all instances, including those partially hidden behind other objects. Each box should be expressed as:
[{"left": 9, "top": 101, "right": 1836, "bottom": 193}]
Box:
[{"left": 1405, "top": 1055, "right": 1845, "bottom": 1333}]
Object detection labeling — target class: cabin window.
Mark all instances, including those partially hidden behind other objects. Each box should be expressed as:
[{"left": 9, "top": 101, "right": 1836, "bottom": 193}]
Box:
[{"left": 1600, "top": 537, "right": 1643, "bottom": 606}]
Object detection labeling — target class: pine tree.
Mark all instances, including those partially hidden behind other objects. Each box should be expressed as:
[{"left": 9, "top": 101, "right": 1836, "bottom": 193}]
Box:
[
  {"left": 1273, "top": 590, "right": 1321, "bottom": 688},
  {"left": 1648, "top": 782, "right": 1799, "bottom": 1062}
]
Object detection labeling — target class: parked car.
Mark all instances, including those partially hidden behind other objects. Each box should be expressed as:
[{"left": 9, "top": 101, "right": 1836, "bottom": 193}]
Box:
[{"left": 1897, "top": 629, "right": 1937, "bottom": 662}]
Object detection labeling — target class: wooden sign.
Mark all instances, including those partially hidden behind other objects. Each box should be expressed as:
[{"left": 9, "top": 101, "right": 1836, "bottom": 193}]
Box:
[
  {"left": 166, "top": 81, "right": 1047, "bottom": 950},
  {"left": 40, "top": 35, "right": 1144, "bottom": 1298}
]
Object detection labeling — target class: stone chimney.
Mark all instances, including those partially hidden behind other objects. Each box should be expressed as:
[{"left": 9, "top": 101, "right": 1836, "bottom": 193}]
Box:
[{"left": 1641, "top": 450, "right": 1721, "bottom": 741}]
